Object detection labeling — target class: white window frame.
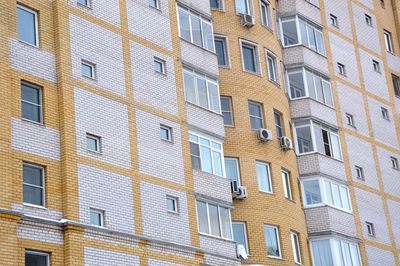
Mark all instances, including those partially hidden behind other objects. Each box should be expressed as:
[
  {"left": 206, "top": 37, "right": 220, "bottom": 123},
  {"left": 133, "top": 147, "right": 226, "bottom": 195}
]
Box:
[
  {"left": 248, "top": 101, "right": 264, "bottom": 129},
  {"left": 355, "top": 165, "right": 364, "bottom": 180},
  {"left": 196, "top": 199, "right": 233, "bottom": 240},
  {"left": 154, "top": 57, "right": 166, "bottom": 74},
  {"left": 239, "top": 39, "right": 261, "bottom": 75},
  {"left": 235, "top": 0, "right": 253, "bottom": 15},
  {"left": 214, "top": 35, "right": 230, "bottom": 67},
  {"left": 264, "top": 225, "right": 282, "bottom": 259},
  {"left": 329, "top": 14, "right": 338, "bottom": 28},
  {"left": 86, "top": 133, "right": 101, "bottom": 153},
  {"left": 220, "top": 96, "right": 234, "bottom": 126},
  {"left": 90, "top": 208, "right": 105, "bottom": 227},
  {"left": 345, "top": 113, "right": 355, "bottom": 127},
  {"left": 260, "top": 0, "right": 272, "bottom": 29},
  {"left": 25, "top": 250, "right": 50, "bottom": 266},
  {"left": 189, "top": 132, "right": 226, "bottom": 177},
  {"left": 301, "top": 177, "right": 352, "bottom": 213},
  {"left": 392, "top": 74, "right": 400, "bottom": 97},
  {"left": 256, "top": 161, "right": 273, "bottom": 193},
  {"left": 77, "top": 0, "right": 92, "bottom": 8},
  {"left": 391, "top": 157, "right": 399, "bottom": 170},
  {"left": 381, "top": 107, "right": 390, "bottom": 120},
  {"left": 160, "top": 124, "right": 173, "bottom": 142},
  {"left": 266, "top": 50, "right": 279, "bottom": 83},
  {"left": 366, "top": 222, "right": 375, "bottom": 237},
  {"left": 81, "top": 60, "right": 96, "bottom": 79},
  {"left": 232, "top": 221, "right": 249, "bottom": 254},
  {"left": 291, "top": 231, "right": 302, "bottom": 264},
  {"left": 224, "top": 157, "right": 241, "bottom": 186},
  {"left": 384, "top": 30, "right": 394, "bottom": 53},
  {"left": 372, "top": 60, "right": 381, "bottom": 73},
  {"left": 166, "top": 195, "right": 179, "bottom": 213},
  {"left": 282, "top": 169, "right": 293, "bottom": 200},
  {"left": 21, "top": 81, "right": 43, "bottom": 124},
  {"left": 17, "top": 4, "right": 39, "bottom": 47},
  {"left": 23, "top": 163, "right": 45, "bottom": 208}
]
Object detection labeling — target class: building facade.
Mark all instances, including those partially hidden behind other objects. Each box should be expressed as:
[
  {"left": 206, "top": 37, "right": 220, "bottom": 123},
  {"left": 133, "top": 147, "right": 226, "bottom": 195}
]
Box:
[{"left": 0, "top": 0, "right": 399, "bottom": 266}]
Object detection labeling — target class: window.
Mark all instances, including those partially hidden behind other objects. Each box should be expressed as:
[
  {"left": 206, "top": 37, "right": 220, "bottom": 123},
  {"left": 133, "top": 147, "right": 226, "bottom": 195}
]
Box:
[
  {"left": 372, "top": 60, "right": 380, "bottom": 73},
  {"left": 281, "top": 17, "right": 325, "bottom": 55},
  {"left": 392, "top": 74, "right": 400, "bottom": 97},
  {"left": 90, "top": 209, "right": 104, "bottom": 227},
  {"left": 86, "top": 133, "right": 101, "bottom": 152},
  {"left": 337, "top": 63, "right": 346, "bottom": 76},
  {"left": 225, "top": 157, "right": 241, "bottom": 185},
  {"left": 287, "top": 68, "right": 333, "bottom": 107},
  {"left": 25, "top": 250, "right": 49, "bottom": 266},
  {"left": 17, "top": 5, "right": 39, "bottom": 46},
  {"left": 355, "top": 166, "right": 364, "bottom": 180},
  {"left": 160, "top": 125, "right": 172, "bottom": 142},
  {"left": 78, "top": 0, "right": 92, "bottom": 8},
  {"left": 311, "top": 238, "right": 361, "bottom": 266},
  {"left": 220, "top": 96, "right": 234, "bottom": 126},
  {"left": 302, "top": 178, "right": 352, "bottom": 212},
  {"left": 178, "top": 6, "right": 214, "bottom": 52},
  {"left": 366, "top": 222, "right": 375, "bottom": 237},
  {"left": 306, "top": 0, "right": 319, "bottom": 6},
  {"left": 260, "top": 1, "right": 272, "bottom": 28},
  {"left": 267, "top": 52, "right": 278, "bottom": 83},
  {"left": 23, "top": 163, "right": 45, "bottom": 207},
  {"left": 384, "top": 30, "right": 394, "bottom": 53},
  {"left": 329, "top": 14, "right": 338, "bottom": 27},
  {"left": 210, "top": 0, "right": 223, "bottom": 10},
  {"left": 184, "top": 68, "right": 221, "bottom": 113},
  {"left": 189, "top": 133, "right": 224, "bottom": 176},
  {"left": 256, "top": 161, "right": 272, "bottom": 193},
  {"left": 294, "top": 121, "right": 342, "bottom": 160},
  {"left": 381, "top": 107, "right": 390, "bottom": 120},
  {"left": 381, "top": 0, "right": 385, "bottom": 8},
  {"left": 232, "top": 222, "right": 249, "bottom": 254},
  {"left": 166, "top": 195, "right": 179, "bottom": 213},
  {"left": 291, "top": 232, "right": 302, "bottom": 264},
  {"left": 196, "top": 200, "right": 232, "bottom": 239},
  {"left": 214, "top": 37, "right": 229, "bottom": 67},
  {"left": 21, "top": 82, "right": 43, "bottom": 124},
  {"left": 282, "top": 170, "right": 293, "bottom": 200},
  {"left": 248, "top": 101, "right": 264, "bottom": 129},
  {"left": 81, "top": 60, "right": 96, "bottom": 79},
  {"left": 264, "top": 225, "right": 281, "bottom": 258},
  {"left": 149, "top": 0, "right": 160, "bottom": 9},
  {"left": 240, "top": 41, "right": 260, "bottom": 74},
  {"left": 345, "top": 113, "right": 355, "bottom": 127},
  {"left": 391, "top": 157, "right": 399, "bottom": 170},
  {"left": 154, "top": 58, "right": 166, "bottom": 74},
  {"left": 274, "top": 110, "right": 284, "bottom": 138},
  {"left": 365, "top": 14, "right": 372, "bottom": 26},
  {"left": 236, "top": 0, "right": 252, "bottom": 15}
]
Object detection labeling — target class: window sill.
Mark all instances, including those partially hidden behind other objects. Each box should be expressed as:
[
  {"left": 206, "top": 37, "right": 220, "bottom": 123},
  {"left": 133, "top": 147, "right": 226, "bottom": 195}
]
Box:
[
  {"left": 268, "top": 255, "right": 284, "bottom": 260},
  {"left": 218, "top": 64, "right": 231, "bottom": 69},
  {"left": 21, "top": 118, "right": 45, "bottom": 127},
  {"left": 18, "top": 39, "right": 40, "bottom": 50},
  {"left": 304, "top": 204, "right": 353, "bottom": 215},
  {"left": 161, "top": 138, "right": 174, "bottom": 144},
  {"left": 211, "top": 7, "right": 225, "bottom": 12},
  {"left": 262, "top": 24, "right": 274, "bottom": 33},
  {"left": 23, "top": 203, "right": 47, "bottom": 209},
  {"left": 198, "top": 232, "right": 235, "bottom": 243},
  {"left": 259, "top": 190, "right": 274, "bottom": 195},
  {"left": 167, "top": 210, "right": 179, "bottom": 215},
  {"left": 242, "top": 69, "right": 262, "bottom": 77},
  {"left": 186, "top": 101, "right": 223, "bottom": 117},
  {"left": 82, "top": 75, "right": 97, "bottom": 81},
  {"left": 87, "top": 149, "right": 103, "bottom": 155},
  {"left": 268, "top": 78, "right": 281, "bottom": 88}
]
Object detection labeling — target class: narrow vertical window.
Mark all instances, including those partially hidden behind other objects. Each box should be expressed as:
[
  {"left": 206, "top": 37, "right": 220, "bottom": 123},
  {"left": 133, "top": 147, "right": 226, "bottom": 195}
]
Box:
[
  {"left": 391, "top": 157, "right": 399, "bottom": 169},
  {"left": 90, "top": 209, "right": 104, "bottom": 227},
  {"left": 17, "top": 5, "right": 39, "bottom": 46},
  {"left": 23, "top": 163, "right": 45, "bottom": 207},
  {"left": 366, "top": 222, "right": 375, "bottom": 236},
  {"left": 21, "top": 82, "right": 43, "bottom": 124},
  {"left": 345, "top": 113, "right": 355, "bottom": 127},
  {"left": 241, "top": 41, "right": 259, "bottom": 73},
  {"left": 25, "top": 250, "right": 49, "bottom": 266},
  {"left": 392, "top": 74, "right": 400, "bottom": 97},
  {"left": 372, "top": 60, "right": 380, "bottom": 73},
  {"left": 330, "top": 14, "right": 338, "bottom": 27},
  {"left": 260, "top": 1, "right": 272, "bottom": 28},
  {"left": 256, "top": 161, "right": 272, "bottom": 193},
  {"left": 384, "top": 30, "right": 394, "bottom": 53},
  {"left": 149, "top": 0, "right": 160, "bottom": 9},
  {"left": 264, "top": 225, "right": 281, "bottom": 258},
  {"left": 236, "top": 0, "right": 252, "bottom": 15},
  {"left": 282, "top": 170, "right": 293, "bottom": 200},
  {"left": 381, "top": 107, "right": 390, "bottom": 120},
  {"left": 214, "top": 37, "right": 229, "bottom": 67},
  {"left": 233, "top": 222, "right": 249, "bottom": 254},
  {"left": 267, "top": 52, "right": 278, "bottom": 83},
  {"left": 210, "top": 0, "right": 223, "bottom": 10},
  {"left": 365, "top": 14, "right": 373, "bottom": 26},
  {"left": 225, "top": 157, "right": 240, "bottom": 185},
  {"left": 355, "top": 166, "right": 364, "bottom": 180},
  {"left": 274, "top": 110, "right": 284, "bottom": 138},
  {"left": 78, "top": 0, "right": 92, "bottom": 8},
  {"left": 291, "top": 232, "right": 302, "bottom": 264},
  {"left": 248, "top": 101, "right": 264, "bottom": 129},
  {"left": 337, "top": 63, "right": 346, "bottom": 75},
  {"left": 220, "top": 96, "right": 234, "bottom": 126}
]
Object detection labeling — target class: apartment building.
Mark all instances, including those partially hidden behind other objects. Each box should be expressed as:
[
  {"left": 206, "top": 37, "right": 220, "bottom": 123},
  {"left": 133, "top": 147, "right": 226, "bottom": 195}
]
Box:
[{"left": 0, "top": 0, "right": 399, "bottom": 266}]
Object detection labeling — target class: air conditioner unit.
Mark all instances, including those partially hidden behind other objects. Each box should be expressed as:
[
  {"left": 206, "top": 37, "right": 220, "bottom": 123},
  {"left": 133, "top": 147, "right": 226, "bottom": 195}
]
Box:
[
  {"left": 257, "top": 128, "right": 273, "bottom": 142},
  {"left": 234, "top": 186, "right": 248, "bottom": 199},
  {"left": 236, "top": 244, "right": 248, "bottom": 260},
  {"left": 280, "top": 136, "right": 293, "bottom": 150},
  {"left": 231, "top": 180, "right": 239, "bottom": 194},
  {"left": 240, "top": 13, "right": 255, "bottom": 27}
]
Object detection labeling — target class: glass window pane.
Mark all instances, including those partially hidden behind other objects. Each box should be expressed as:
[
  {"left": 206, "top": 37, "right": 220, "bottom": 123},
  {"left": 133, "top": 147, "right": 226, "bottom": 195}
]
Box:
[
  {"left": 208, "top": 82, "right": 220, "bottom": 112},
  {"left": 306, "top": 71, "right": 317, "bottom": 99},
  {"left": 215, "top": 39, "right": 226, "bottom": 66},
  {"left": 340, "top": 186, "right": 351, "bottom": 211},
  {"left": 184, "top": 72, "right": 196, "bottom": 103},
  {"left": 208, "top": 204, "right": 221, "bottom": 237},
  {"left": 261, "top": 2, "right": 271, "bottom": 27},
  {"left": 90, "top": 211, "right": 102, "bottom": 226},
  {"left": 299, "top": 21, "right": 309, "bottom": 47},
  {"left": 86, "top": 137, "right": 98, "bottom": 151},
  {"left": 200, "top": 146, "right": 212, "bottom": 173},
  {"left": 324, "top": 180, "right": 334, "bottom": 205},
  {"left": 350, "top": 244, "right": 361, "bottom": 266},
  {"left": 178, "top": 9, "right": 191, "bottom": 41},
  {"left": 243, "top": 45, "right": 256, "bottom": 72},
  {"left": 303, "top": 180, "right": 321, "bottom": 205},
  {"left": 307, "top": 24, "right": 317, "bottom": 51},
  {"left": 316, "top": 30, "right": 325, "bottom": 55},
  {"left": 233, "top": 223, "right": 248, "bottom": 252},
  {"left": 313, "top": 125, "right": 325, "bottom": 155},
  {"left": 315, "top": 76, "right": 325, "bottom": 103},
  {"left": 23, "top": 165, "right": 43, "bottom": 186},
  {"left": 225, "top": 158, "right": 240, "bottom": 183},
  {"left": 289, "top": 72, "right": 305, "bottom": 98},
  {"left": 191, "top": 16, "right": 202, "bottom": 46},
  {"left": 264, "top": 226, "right": 280, "bottom": 257},
  {"left": 213, "top": 151, "right": 223, "bottom": 176},
  {"left": 296, "top": 125, "right": 313, "bottom": 153},
  {"left": 236, "top": 0, "right": 248, "bottom": 14},
  {"left": 332, "top": 183, "right": 343, "bottom": 208},
  {"left": 197, "top": 201, "right": 209, "bottom": 234},
  {"left": 22, "top": 84, "right": 40, "bottom": 104},
  {"left": 311, "top": 240, "right": 334, "bottom": 266},
  {"left": 202, "top": 21, "right": 214, "bottom": 51},
  {"left": 190, "top": 143, "right": 201, "bottom": 170},
  {"left": 197, "top": 78, "right": 208, "bottom": 108},
  {"left": 23, "top": 185, "right": 43, "bottom": 206},
  {"left": 268, "top": 56, "right": 277, "bottom": 81},
  {"left": 17, "top": 7, "right": 37, "bottom": 45},
  {"left": 256, "top": 162, "right": 271, "bottom": 192},
  {"left": 330, "top": 133, "right": 342, "bottom": 160},
  {"left": 220, "top": 207, "right": 232, "bottom": 239},
  {"left": 221, "top": 97, "right": 233, "bottom": 126},
  {"left": 282, "top": 20, "right": 299, "bottom": 46},
  {"left": 22, "top": 102, "right": 41, "bottom": 123},
  {"left": 210, "top": 0, "right": 220, "bottom": 9},
  {"left": 25, "top": 253, "right": 48, "bottom": 266},
  {"left": 322, "top": 81, "right": 333, "bottom": 106},
  {"left": 292, "top": 233, "right": 302, "bottom": 263}
]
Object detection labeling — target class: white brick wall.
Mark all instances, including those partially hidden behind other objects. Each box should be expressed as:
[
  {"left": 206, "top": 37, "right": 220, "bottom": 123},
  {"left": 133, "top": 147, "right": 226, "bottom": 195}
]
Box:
[
  {"left": 203, "top": 254, "right": 241, "bottom": 266},
  {"left": 367, "top": 97, "right": 398, "bottom": 148},
  {"left": 387, "top": 200, "right": 400, "bottom": 248},
  {"left": 283, "top": 46, "right": 329, "bottom": 77},
  {"left": 356, "top": 0, "right": 374, "bottom": 9},
  {"left": 9, "top": 39, "right": 57, "bottom": 83},
  {"left": 126, "top": 0, "right": 172, "bottom": 50},
  {"left": 329, "top": 33, "right": 360, "bottom": 86},
  {"left": 69, "top": 0, "right": 121, "bottom": 26},
  {"left": 324, "top": 0, "right": 352, "bottom": 38},
  {"left": 359, "top": 49, "right": 389, "bottom": 100},
  {"left": 17, "top": 221, "right": 63, "bottom": 244},
  {"left": 290, "top": 98, "right": 338, "bottom": 127},
  {"left": 186, "top": 103, "right": 225, "bottom": 139},
  {"left": 336, "top": 81, "right": 370, "bottom": 136},
  {"left": 178, "top": 0, "right": 211, "bottom": 15},
  {"left": 12, "top": 118, "right": 60, "bottom": 160},
  {"left": 387, "top": 52, "right": 400, "bottom": 73},
  {"left": 141, "top": 181, "right": 191, "bottom": 246},
  {"left": 70, "top": 14, "right": 126, "bottom": 95},
  {"left": 377, "top": 147, "right": 400, "bottom": 198},
  {"left": 78, "top": 164, "right": 135, "bottom": 233},
  {"left": 278, "top": 0, "right": 321, "bottom": 24},
  {"left": 148, "top": 259, "right": 184, "bottom": 266},
  {"left": 84, "top": 247, "right": 140, "bottom": 266},
  {"left": 345, "top": 134, "right": 379, "bottom": 190},
  {"left": 193, "top": 170, "right": 232, "bottom": 203},
  {"left": 84, "top": 230, "right": 138, "bottom": 248},
  {"left": 130, "top": 41, "right": 178, "bottom": 115},
  {"left": 354, "top": 188, "right": 391, "bottom": 245},
  {"left": 74, "top": 88, "right": 132, "bottom": 168},
  {"left": 352, "top": 3, "right": 381, "bottom": 54},
  {"left": 180, "top": 40, "right": 219, "bottom": 76},
  {"left": 135, "top": 109, "right": 185, "bottom": 184},
  {"left": 365, "top": 245, "right": 395, "bottom": 266},
  {"left": 199, "top": 235, "right": 237, "bottom": 259},
  {"left": 297, "top": 153, "right": 347, "bottom": 181}
]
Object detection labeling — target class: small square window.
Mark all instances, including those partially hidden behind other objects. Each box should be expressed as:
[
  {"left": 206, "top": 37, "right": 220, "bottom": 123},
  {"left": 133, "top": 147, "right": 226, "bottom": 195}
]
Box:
[
  {"left": 366, "top": 222, "right": 375, "bottom": 236},
  {"left": 345, "top": 113, "right": 355, "bottom": 127},
  {"left": 337, "top": 63, "right": 346, "bottom": 76},
  {"left": 384, "top": 30, "right": 394, "bottom": 53},
  {"left": 365, "top": 14, "right": 372, "bottom": 26},
  {"left": 221, "top": 96, "right": 234, "bottom": 126},
  {"left": 372, "top": 60, "right": 380, "bottom": 73},
  {"left": 160, "top": 125, "right": 172, "bottom": 142},
  {"left": 391, "top": 157, "right": 399, "bottom": 170},
  {"left": 267, "top": 52, "right": 279, "bottom": 83},
  {"left": 78, "top": 0, "right": 92, "bottom": 8},
  {"left": 90, "top": 209, "right": 104, "bottom": 227},
  {"left": 154, "top": 57, "right": 166, "bottom": 74},
  {"left": 25, "top": 250, "right": 49, "bottom": 266},
  {"left": 86, "top": 133, "right": 101, "bottom": 152},
  {"left": 381, "top": 107, "right": 390, "bottom": 120},
  {"left": 81, "top": 60, "right": 96, "bottom": 79},
  {"left": 330, "top": 14, "right": 338, "bottom": 27},
  {"left": 355, "top": 166, "right": 364, "bottom": 180},
  {"left": 166, "top": 195, "right": 178, "bottom": 213},
  {"left": 149, "top": 0, "right": 160, "bottom": 9}
]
